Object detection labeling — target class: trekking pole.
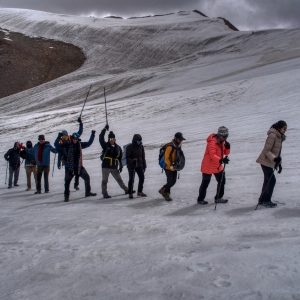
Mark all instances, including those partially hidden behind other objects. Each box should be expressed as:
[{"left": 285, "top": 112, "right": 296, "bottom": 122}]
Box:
[
  {"left": 255, "top": 167, "right": 276, "bottom": 210},
  {"left": 79, "top": 85, "right": 92, "bottom": 119},
  {"left": 104, "top": 87, "right": 108, "bottom": 125},
  {"left": 52, "top": 153, "right": 57, "bottom": 177},
  {"left": 5, "top": 161, "right": 8, "bottom": 185},
  {"left": 214, "top": 164, "right": 226, "bottom": 211}
]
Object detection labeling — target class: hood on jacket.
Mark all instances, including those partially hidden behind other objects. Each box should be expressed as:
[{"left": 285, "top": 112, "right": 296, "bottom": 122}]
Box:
[
  {"left": 26, "top": 141, "right": 33, "bottom": 148},
  {"left": 14, "top": 142, "right": 19, "bottom": 148},
  {"left": 267, "top": 128, "right": 286, "bottom": 141},
  {"left": 132, "top": 134, "right": 142, "bottom": 144},
  {"left": 206, "top": 133, "right": 219, "bottom": 143}
]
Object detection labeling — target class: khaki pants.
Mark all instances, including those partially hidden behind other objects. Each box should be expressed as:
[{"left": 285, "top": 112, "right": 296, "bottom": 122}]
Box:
[
  {"left": 102, "top": 168, "right": 127, "bottom": 195},
  {"left": 25, "top": 165, "right": 37, "bottom": 189}
]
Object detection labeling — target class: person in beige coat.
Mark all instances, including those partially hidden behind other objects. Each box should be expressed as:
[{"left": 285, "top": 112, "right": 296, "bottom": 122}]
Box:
[{"left": 256, "top": 120, "right": 287, "bottom": 207}]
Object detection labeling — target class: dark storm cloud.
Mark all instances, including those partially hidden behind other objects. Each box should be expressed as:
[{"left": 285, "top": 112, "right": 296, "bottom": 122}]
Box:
[{"left": 1, "top": 0, "right": 300, "bottom": 30}]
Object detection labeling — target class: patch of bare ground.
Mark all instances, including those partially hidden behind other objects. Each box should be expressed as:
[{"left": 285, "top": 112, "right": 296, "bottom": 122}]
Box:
[{"left": 0, "top": 28, "right": 86, "bottom": 99}]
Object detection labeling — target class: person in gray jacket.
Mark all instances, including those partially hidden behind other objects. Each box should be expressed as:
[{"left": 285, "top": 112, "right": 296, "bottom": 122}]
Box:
[{"left": 256, "top": 120, "right": 287, "bottom": 208}]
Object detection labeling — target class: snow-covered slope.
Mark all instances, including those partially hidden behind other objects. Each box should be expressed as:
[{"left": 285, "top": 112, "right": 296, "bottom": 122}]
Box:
[{"left": 0, "top": 9, "right": 300, "bottom": 300}]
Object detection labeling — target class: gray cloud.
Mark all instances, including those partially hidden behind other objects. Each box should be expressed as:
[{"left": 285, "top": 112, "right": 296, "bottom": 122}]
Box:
[{"left": 1, "top": 0, "right": 300, "bottom": 30}]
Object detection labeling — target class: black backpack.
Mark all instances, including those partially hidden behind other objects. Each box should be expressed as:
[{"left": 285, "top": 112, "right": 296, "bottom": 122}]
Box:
[{"left": 20, "top": 150, "right": 27, "bottom": 160}]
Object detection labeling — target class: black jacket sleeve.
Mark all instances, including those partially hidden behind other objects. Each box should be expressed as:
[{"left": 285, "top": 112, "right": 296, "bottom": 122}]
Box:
[{"left": 99, "top": 128, "right": 107, "bottom": 150}]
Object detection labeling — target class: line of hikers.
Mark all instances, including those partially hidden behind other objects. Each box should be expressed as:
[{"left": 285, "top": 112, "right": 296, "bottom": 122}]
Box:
[{"left": 4, "top": 119, "right": 287, "bottom": 208}]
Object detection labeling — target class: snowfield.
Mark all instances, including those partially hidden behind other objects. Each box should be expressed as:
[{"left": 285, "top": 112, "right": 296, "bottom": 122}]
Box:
[{"left": 0, "top": 8, "right": 300, "bottom": 300}]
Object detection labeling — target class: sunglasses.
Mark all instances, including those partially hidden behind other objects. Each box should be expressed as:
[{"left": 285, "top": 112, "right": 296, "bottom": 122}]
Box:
[
  {"left": 109, "top": 138, "right": 116, "bottom": 141},
  {"left": 136, "top": 140, "right": 142, "bottom": 143},
  {"left": 72, "top": 137, "right": 78, "bottom": 140},
  {"left": 39, "top": 139, "right": 45, "bottom": 141}
]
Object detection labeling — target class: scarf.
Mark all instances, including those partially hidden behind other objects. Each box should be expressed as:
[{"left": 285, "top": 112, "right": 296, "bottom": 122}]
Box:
[
  {"left": 67, "top": 142, "right": 82, "bottom": 175},
  {"left": 38, "top": 143, "right": 45, "bottom": 164}
]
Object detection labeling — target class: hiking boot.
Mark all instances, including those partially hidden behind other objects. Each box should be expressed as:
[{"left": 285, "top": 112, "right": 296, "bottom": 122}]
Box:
[
  {"left": 125, "top": 190, "right": 136, "bottom": 194},
  {"left": 45, "top": 190, "right": 49, "bottom": 193},
  {"left": 86, "top": 192, "right": 97, "bottom": 197},
  {"left": 8, "top": 186, "right": 12, "bottom": 189},
  {"left": 26, "top": 188, "right": 31, "bottom": 191},
  {"left": 74, "top": 185, "right": 80, "bottom": 191},
  {"left": 103, "top": 193, "right": 111, "bottom": 199},
  {"left": 158, "top": 187, "right": 165, "bottom": 195},
  {"left": 198, "top": 200, "right": 208, "bottom": 205},
  {"left": 34, "top": 190, "right": 41, "bottom": 194},
  {"left": 129, "top": 193, "right": 134, "bottom": 199},
  {"left": 262, "top": 201, "right": 277, "bottom": 208},
  {"left": 137, "top": 192, "right": 147, "bottom": 197},
  {"left": 14, "top": 183, "right": 19, "bottom": 187},
  {"left": 164, "top": 193, "right": 172, "bottom": 201},
  {"left": 215, "top": 198, "right": 228, "bottom": 203},
  {"left": 64, "top": 197, "right": 69, "bottom": 202}
]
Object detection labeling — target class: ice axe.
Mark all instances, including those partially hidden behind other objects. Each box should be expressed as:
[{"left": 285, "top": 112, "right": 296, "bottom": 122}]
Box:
[{"left": 79, "top": 85, "right": 92, "bottom": 119}]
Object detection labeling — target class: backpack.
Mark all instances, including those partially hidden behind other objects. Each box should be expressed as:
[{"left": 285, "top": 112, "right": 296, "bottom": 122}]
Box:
[
  {"left": 121, "top": 143, "right": 133, "bottom": 166},
  {"left": 158, "top": 143, "right": 185, "bottom": 171}
]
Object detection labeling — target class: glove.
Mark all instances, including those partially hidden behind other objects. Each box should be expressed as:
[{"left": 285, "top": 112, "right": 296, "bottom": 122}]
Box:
[
  {"left": 274, "top": 156, "right": 282, "bottom": 163},
  {"left": 219, "top": 156, "right": 230, "bottom": 164},
  {"left": 20, "top": 145, "right": 26, "bottom": 149},
  {"left": 58, "top": 132, "right": 63, "bottom": 138},
  {"left": 143, "top": 168, "right": 146, "bottom": 173},
  {"left": 224, "top": 141, "right": 230, "bottom": 150},
  {"left": 119, "top": 167, "right": 123, "bottom": 173},
  {"left": 278, "top": 164, "right": 282, "bottom": 174},
  {"left": 77, "top": 117, "right": 82, "bottom": 124},
  {"left": 105, "top": 124, "right": 109, "bottom": 130},
  {"left": 91, "top": 130, "right": 96, "bottom": 135},
  {"left": 57, "top": 165, "right": 61, "bottom": 170}
]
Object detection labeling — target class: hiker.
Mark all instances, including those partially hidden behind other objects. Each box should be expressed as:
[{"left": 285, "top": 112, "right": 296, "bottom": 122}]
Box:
[
  {"left": 57, "top": 117, "right": 83, "bottom": 190},
  {"left": 126, "top": 134, "right": 147, "bottom": 199},
  {"left": 23, "top": 141, "right": 37, "bottom": 191},
  {"left": 197, "top": 126, "right": 230, "bottom": 205},
  {"left": 99, "top": 124, "right": 129, "bottom": 198},
  {"left": 158, "top": 132, "right": 185, "bottom": 201},
  {"left": 256, "top": 120, "right": 287, "bottom": 208},
  {"left": 22, "top": 135, "right": 57, "bottom": 194},
  {"left": 4, "top": 142, "right": 21, "bottom": 188},
  {"left": 55, "top": 130, "right": 97, "bottom": 202}
]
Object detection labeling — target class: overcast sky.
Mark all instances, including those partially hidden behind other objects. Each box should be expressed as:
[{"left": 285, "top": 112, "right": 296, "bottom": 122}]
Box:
[{"left": 1, "top": 0, "right": 300, "bottom": 31}]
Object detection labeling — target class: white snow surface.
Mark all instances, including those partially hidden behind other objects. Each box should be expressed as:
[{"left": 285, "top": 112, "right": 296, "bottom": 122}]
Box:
[{"left": 1, "top": 8, "right": 300, "bottom": 300}]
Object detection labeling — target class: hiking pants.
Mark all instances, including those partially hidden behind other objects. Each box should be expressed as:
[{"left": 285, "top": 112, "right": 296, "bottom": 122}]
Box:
[
  {"left": 198, "top": 171, "right": 226, "bottom": 201},
  {"left": 8, "top": 166, "right": 20, "bottom": 187},
  {"left": 36, "top": 166, "right": 50, "bottom": 192},
  {"left": 101, "top": 168, "right": 127, "bottom": 195},
  {"left": 25, "top": 165, "right": 37, "bottom": 189},
  {"left": 163, "top": 169, "right": 177, "bottom": 193},
  {"left": 128, "top": 167, "right": 144, "bottom": 194},
  {"left": 64, "top": 167, "right": 91, "bottom": 197},
  {"left": 74, "top": 174, "right": 80, "bottom": 188},
  {"left": 259, "top": 165, "right": 276, "bottom": 203}
]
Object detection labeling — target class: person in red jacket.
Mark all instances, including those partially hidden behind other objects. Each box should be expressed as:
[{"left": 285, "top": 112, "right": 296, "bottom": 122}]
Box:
[{"left": 197, "top": 126, "right": 230, "bottom": 205}]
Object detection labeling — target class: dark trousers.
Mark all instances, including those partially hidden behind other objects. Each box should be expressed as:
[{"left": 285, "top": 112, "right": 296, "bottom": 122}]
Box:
[
  {"left": 128, "top": 167, "right": 144, "bottom": 193},
  {"left": 259, "top": 165, "right": 276, "bottom": 203},
  {"left": 74, "top": 175, "right": 79, "bottom": 187},
  {"left": 163, "top": 169, "right": 177, "bottom": 193},
  {"left": 36, "top": 166, "right": 50, "bottom": 192},
  {"left": 64, "top": 167, "right": 90, "bottom": 196},
  {"left": 198, "top": 171, "right": 226, "bottom": 201},
  {"left": 8, "top": 166, "right": 20, "bottom": 187}
]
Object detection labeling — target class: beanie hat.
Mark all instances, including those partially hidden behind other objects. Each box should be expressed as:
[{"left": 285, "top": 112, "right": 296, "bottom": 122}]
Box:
[
  {"left": 71, "top": 132, "right": 80, "bottom": 138},
  {"left": 38, "top": 134, "right": 45, "bottom": 140},
  {"left": 108, "top": 131, "right": 115, "bottom": 139},
  {"left": 61, "top": 130, "right": 68, "bottom": 136},
  {"left": 217, "top": 126, "right": 229, "bottom": 137}
]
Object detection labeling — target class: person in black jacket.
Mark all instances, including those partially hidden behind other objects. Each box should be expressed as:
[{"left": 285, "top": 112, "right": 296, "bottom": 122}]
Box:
[
  {"left": 4, "top": 142, "right": 21, "bottom": 188},
  {"left": 126, "top": 134, "right": 147, "bottom": 199},
  {"left": 55, "top": 131, "right": 97, "bottom": 202},
  {"left": 99, "top": 124, "right": 128, "bottom": 198}
]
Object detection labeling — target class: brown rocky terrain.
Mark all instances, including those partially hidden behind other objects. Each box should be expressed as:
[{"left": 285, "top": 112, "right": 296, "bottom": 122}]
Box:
[{"left": 0, "top": 28, "right": 86, "bottom": 99}]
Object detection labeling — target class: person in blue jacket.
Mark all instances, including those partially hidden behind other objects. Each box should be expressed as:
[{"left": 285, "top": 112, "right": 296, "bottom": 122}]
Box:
[
  {"left": 55, "top": 130, "right": 97, "bottom": 202},
  {"left": 22, "top": 135, "right": 57, "bottom": 194},
  {"left": 57, "top": 117, "right": 83, "bottom": 190}
]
